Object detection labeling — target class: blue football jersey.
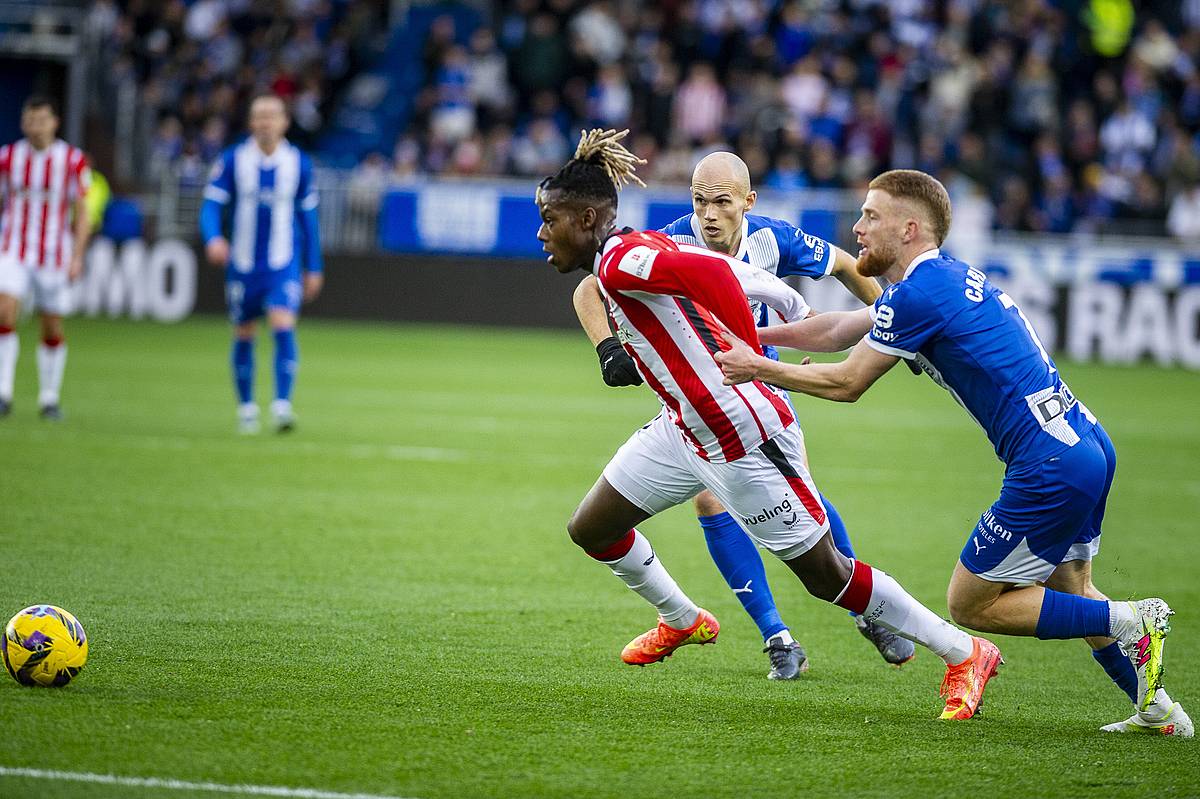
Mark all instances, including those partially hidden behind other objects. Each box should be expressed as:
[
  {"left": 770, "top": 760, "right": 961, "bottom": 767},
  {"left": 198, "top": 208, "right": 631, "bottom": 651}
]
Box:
[
  {"left": 659, "top": 213, "right": 835, "bottom": 327},
  {"left": 200, "top": 138, "right": 322, "bottom": 276},
  {"left": 865, "top": 250, "right": 1096, "bottom": 468}
]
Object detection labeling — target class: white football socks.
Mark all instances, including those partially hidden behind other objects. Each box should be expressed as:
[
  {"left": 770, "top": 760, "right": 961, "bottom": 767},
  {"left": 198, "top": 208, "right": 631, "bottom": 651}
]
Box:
[
  {"left": 1108, "top": 600, "right": 1139, "bottom": 644},
  {"left": 600, "top": 530, "right": 700, "bottom": 629},
  {"left": 0, "top": 331, "right": 16, "bottom": 401},
  {"left": 838, "top": 562, "right": 975, "bottom": 665},
  {"left": 36, "top": 341, "right": 66, "bottom": 406},
  {"left": 770, "top": 628, "right": 796, "bottom": 645}
]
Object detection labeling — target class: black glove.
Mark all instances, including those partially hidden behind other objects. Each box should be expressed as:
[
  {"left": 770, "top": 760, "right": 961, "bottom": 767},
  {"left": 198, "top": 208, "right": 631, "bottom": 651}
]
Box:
[{"left": 596, "top": 336, "right": 643, "bottom": 387}]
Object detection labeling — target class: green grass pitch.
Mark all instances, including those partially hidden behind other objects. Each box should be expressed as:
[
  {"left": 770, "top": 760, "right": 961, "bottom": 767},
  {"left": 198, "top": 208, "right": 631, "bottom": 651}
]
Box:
[{"left": 0, "top": 316, "right": 1197, "bottom": 798}]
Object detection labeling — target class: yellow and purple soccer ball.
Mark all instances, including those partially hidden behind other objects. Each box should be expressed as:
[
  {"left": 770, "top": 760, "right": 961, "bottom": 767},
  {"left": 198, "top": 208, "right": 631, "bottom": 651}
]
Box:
[{"left": 3, "top": 605, "right": 88, "bottom": 687}]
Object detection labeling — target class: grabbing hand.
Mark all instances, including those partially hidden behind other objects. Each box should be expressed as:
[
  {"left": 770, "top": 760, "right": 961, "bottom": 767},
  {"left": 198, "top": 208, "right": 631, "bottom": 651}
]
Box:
[{"left": 710, "top": 319, "right": 769, "bottom": 385}]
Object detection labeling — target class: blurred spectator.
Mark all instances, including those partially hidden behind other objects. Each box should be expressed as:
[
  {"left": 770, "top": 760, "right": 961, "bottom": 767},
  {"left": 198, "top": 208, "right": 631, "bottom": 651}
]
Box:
[
  {"left": 1034, "top": 173, "right": 1076, "bottom": 234},
  {"left": 513, "top": 14, "right": 569, "bottom": 97},
  {"left": 391, "top": 136, "right": 423, "bottom": 185},
  {"left": 1167, "top": 181, "right": 1200, "bottom": 239},
  {"left": 184, "top": 0, "right": 226, "bottom": 42},
  {"left": 588, "top": 64, "right": 632, "bottom": 129},
  {"left": 1100, "top": 99, "right": 1156, "bottom": 173},
  {"left": 511, "top": 119, "right": 569, "bottom": 177},
  {"left": 570, "top": 1, "right": 625, "bottom": 67},
  {"left": 148, "top": 115, "right": 185, "bottom": 181},
  {"left": 764, "top": 151, "right": 807, "bottom": 191},
  {"left": 347, "top": 151, "right": 389, "bottom": 249},
  {"left": 430, "top": 45, "right": 475, "bottom": 145},
  {"left": 1009, "top": 51, "right": 1057, "bottom": 139},
  {"left": 674, "top": 63, "right": 726, "bottom": 144},
  {"left": 467, "top": 29, "right": 511, "bottom": 126},
  {"left": 781, "top": 55, "right": 827, "bottom": 124},
  {"left": 197, "top": 116, "right": 227, "bottom": 163}
]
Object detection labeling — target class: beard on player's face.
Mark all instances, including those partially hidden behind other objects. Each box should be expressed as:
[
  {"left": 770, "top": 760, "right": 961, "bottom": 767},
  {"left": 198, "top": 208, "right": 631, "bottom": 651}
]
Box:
[{"left": 855, "top": 239, "right": 898, "bottom": 277}]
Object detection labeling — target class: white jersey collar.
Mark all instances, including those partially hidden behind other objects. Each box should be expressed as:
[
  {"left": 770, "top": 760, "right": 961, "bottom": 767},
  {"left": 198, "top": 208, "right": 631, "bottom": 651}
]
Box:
[
  {"left": 593, "top": 232, "right": 623, "bottom": 274},
  {"left": 23, "top": 138, "right": 60, "bottom": 154},
  {"left": 903, "top": 248, "right": 941, "bottom": 280},
  {"left": 250, "top": 138, "right": 290, "bottom": 165}
]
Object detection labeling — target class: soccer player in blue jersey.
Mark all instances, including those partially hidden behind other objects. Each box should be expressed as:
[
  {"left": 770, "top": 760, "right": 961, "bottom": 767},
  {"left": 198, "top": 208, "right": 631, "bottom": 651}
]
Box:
[
  {"left": 200, "top": 94, "right": 323, "bottom": 434},
  {"left": 574, "top": 152, "right": 915, "bottom": 679},
  {"left": 716, "top": 169, "right": 1192, "bottom": 733}
]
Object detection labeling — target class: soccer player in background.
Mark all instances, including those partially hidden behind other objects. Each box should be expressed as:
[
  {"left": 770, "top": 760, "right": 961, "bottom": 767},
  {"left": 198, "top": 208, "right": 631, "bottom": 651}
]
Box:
[
  {"left": 572, "top": 152, "right": 912, "bottom": 679},
  {"left": 715, "top": 169, "right": 1192, "bottom": 736},
  {"left": 540, "top": 130, "right": 1001, "bottom": 721},
  {"left": 200, "top": 94, "right": 323, "bottom": 434},
  {"left": 0, "top": 96, "right": 91, "bottom": 420}
]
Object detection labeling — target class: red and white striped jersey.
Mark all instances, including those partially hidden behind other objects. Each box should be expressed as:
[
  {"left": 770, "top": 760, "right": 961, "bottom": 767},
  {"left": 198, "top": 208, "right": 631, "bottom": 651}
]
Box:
[
  {"left": 595, "top": 229, "right": 811, "bottom": 463},
  {"left": 0, "top": 138, "right": 91, "bottom": 270}
]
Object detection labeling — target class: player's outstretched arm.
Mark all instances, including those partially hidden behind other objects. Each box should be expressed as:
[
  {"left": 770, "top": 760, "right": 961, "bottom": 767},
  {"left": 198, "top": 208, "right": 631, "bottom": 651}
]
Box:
[
  {"left": 725, "top": 258, "right": 810, "bottom": 323},
  {"left": 716, "top": 328, "right": 897, "bottom": 403},
  {"left": 829, "top": 245, "right": 882, "bottom": 305},
  {"left": 574, "top": 273, "right": 642, "bottom": 387},
  {"left": 758, "top": 307, "right": 873, "bottom": 352}
]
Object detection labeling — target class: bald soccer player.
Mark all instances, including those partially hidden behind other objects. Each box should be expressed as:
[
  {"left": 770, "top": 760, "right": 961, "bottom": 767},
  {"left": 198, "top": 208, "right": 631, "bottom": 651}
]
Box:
[{"left": 573, "top": 152, "right": 912, "bottom": 679}]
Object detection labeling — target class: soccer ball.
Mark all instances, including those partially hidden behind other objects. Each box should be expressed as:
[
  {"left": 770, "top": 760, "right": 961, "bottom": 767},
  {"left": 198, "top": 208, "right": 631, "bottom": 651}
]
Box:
[{"left": 3, "top": 605, "right": 88, "bottom": 687}]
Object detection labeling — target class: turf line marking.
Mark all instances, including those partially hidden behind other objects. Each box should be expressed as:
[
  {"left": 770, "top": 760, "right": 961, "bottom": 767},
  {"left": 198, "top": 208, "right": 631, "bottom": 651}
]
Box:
[{"left": 0, "top": 767, "right": 416, "bottom": 799}]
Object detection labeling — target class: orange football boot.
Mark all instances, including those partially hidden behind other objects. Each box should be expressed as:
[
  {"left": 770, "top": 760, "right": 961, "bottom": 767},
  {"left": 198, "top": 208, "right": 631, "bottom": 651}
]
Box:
[
  {"left": 939, "top": 636, "right": 1003, "bottom": 720},
  {"left": 621, "top": 609, "right": 720, "bottom": 665}
]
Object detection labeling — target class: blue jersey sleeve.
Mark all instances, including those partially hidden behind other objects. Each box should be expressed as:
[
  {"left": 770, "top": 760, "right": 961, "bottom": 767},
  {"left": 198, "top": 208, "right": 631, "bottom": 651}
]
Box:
[
  {"left": 657, "top": 214, "right": 693, "bottom": 238},
  {"left": 295, "top": 154, "right": 323, "bottom": 274},
  {"left": 199, "top": 150, "right": 235, "bottom": 244},
  {"left": 777, "top": 224, "right": 835, "bottom": 279},
  {"left": 865, "top": 281, "right": 944, "bottom": 359}
]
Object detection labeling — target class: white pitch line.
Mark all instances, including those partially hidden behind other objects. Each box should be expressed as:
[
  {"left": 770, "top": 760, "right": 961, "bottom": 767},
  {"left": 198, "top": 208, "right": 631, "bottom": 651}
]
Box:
[{"left": 0, "top": 767, "right": 416, "bottom": 799}]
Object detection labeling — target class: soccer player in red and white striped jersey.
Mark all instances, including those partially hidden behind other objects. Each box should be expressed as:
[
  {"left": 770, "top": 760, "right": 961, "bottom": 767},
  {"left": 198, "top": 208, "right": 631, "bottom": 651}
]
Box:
[
  {"left": 598, "top": 229, "right": 808, "bottom": 463},
  {"left": 0, "top": 96, "right": 91, "bottom": 419},
  {"left": 538, "top": 130, "right": 1000, "bottom": 720}
]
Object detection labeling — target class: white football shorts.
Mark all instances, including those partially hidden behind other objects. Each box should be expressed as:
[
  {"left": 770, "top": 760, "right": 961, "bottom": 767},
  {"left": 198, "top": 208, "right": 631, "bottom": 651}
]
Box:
[
  {"left": 0, "top": 258, "right": 72, "bottom": 315},
  {"left": 603, "top": 413, "right": 831, "bottom": 560}
]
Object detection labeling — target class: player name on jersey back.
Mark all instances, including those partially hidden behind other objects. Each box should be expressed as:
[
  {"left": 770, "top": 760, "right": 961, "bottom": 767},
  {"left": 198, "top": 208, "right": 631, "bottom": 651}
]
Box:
[{"left": 866, "top": 251, "right": 1096, "bottom": 468}]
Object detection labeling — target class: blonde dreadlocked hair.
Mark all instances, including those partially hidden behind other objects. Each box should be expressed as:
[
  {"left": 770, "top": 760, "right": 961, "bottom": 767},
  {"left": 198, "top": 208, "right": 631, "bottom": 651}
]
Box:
[{"left": 537, "top": 128, "right": 646, "bottom": 208}]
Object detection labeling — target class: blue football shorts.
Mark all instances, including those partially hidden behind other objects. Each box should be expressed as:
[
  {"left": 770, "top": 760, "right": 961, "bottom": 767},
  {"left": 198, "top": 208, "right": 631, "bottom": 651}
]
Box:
[
  {"left": 225, "top": 269, "right": 302, "bottom": 325},
  {"left": 960, "top": 424, "right": 1116, "bottom": 584}
]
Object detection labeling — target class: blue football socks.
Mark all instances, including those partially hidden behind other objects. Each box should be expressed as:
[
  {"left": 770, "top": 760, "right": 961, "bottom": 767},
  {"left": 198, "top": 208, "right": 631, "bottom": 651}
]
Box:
[
  {"left": 273, "top": 328, "right": 297, "bottom": 402},
  {"left": 1035, "top": 588, "right": 1111, "bottom": 639},
  {"left": 232, "top": 338, "right": 254, "bottom": 404},
  {"left": 821, "top": 493, "right": 855, "bottom": 559},
  {"left": 1092, "top": 640, "right": 1138, "bottom": 704},
  {"left": 699, "top": 512, "right": 786, "bottom": 641}
]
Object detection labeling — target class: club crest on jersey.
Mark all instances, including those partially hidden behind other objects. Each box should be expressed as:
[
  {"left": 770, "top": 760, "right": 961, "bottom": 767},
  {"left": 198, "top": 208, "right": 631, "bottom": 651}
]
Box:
[{"left": 618, "top": 247, "right": 656, "bottom": 280}]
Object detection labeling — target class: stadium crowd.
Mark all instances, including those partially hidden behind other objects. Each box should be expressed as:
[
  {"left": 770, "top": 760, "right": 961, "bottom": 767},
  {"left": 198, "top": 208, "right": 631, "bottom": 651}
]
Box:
[
  {"left": 84, "top": 0, "right": 387, "bottom": 184},
  {"left": 96, "top": 0, "right": 1200, "bottom": 238}
]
